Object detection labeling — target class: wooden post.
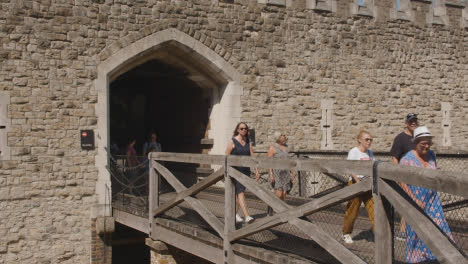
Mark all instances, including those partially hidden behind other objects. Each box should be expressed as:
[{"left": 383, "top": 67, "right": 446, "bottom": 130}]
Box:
[
  {"left": 373, "top": 161, "right": 393, "bottom": 264},
  {"left": 149, "top": 153, "right": 159, "bottom": 239},
  {"left": 224, "top": 156, "right": 236, "bottom": 264},
  {"left": 373, "top": 194, "right": 393, "bottom": 264}
]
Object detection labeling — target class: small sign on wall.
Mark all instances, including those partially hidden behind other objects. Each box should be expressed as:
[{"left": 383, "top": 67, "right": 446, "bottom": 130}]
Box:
[
  {"left": 81, "top": 130, "right": 95, "bottom": 150},
  {"left": 249, "top": 129, "right": 256, "bottom": 146}
]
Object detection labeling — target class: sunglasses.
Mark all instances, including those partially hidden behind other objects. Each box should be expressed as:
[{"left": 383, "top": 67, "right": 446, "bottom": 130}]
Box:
[
  {"left": 239, "top": 127, "right": 248, "bottom": 131},
  {"left": 418, "top": 142, "right": 433, "bottom": 147},
  {"left": 363, "top": 138, "right": 373, "bottom": 142}
]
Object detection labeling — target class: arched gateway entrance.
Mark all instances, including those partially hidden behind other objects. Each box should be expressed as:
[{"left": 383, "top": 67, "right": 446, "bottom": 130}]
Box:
[{"left": 94, "top": 28, "right": 242, "bottom": 217}]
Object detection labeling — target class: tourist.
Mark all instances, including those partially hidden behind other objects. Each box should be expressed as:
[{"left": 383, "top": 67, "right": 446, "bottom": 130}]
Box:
[
  {"left": 342, "top": 130, "right": 375, "bottom": 244},
  {"left": 400, "top": 126, "right": 454, "bottom": 263},
  {"left": 390, "top": 113, "right": 419, "bottom": 240},
  {"left": 226, "top": 122, "right": 260, "bottom": 223},
  {"left": 267, "top": 132, "right": 294, "bottom": 216},
  {"left": 126, "top": 138, "right": 139, "bottom": 167},
  {"left": 143, "top": 132, "right": 162, "bottom": 157}
]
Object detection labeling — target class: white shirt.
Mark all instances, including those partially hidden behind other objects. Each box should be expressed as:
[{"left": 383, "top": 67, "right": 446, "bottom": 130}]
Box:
[{"left": 347, "top": 147, "right": 374, "bottom": 180}]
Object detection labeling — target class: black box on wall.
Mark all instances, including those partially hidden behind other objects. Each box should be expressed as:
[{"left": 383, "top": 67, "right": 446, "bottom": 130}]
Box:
[{"left": 81, "top": 130, "right": 95, "bottom": 150}]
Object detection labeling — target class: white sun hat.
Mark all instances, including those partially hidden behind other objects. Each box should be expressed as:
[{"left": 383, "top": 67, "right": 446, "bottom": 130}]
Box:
[{"left": 412, "top": 126, "right": 433, "bottom": 142}]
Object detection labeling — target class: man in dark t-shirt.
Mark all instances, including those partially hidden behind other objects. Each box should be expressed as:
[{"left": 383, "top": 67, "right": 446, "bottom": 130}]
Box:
[
  {"left": 389, "top": 113, "right": 419, "bottom": 240},
  {"left": 390, "top": 113, "right": 419, "bottom": 164}
]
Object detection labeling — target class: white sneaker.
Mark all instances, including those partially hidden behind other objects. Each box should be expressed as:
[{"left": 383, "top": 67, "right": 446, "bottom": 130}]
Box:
[
  {"left": 244, "top": 215, "right": 254, "bottom": 223},
  {"left": 342, "top": 234, "right": 354, "bottom": 244},
  {"left": 235, "top": 214, "right": 243, "bottom": 223}
]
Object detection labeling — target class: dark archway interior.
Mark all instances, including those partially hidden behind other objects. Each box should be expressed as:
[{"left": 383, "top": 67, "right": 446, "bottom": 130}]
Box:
[{"left": 109, "top": 59, "right": 211, "bottom": 157}]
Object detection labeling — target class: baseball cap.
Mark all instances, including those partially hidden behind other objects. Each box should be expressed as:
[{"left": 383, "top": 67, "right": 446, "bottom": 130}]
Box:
[{"left": 406, "top": 113, "right": 418, "bottom": 122}]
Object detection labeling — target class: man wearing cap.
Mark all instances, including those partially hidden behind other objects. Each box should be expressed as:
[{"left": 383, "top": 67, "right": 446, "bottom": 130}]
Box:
[
  {"left": 389, "top": 113, "right": 419, "bottom": 240},
  {"left": 390, "top": 113, "right": 419, "bottom": 164}
]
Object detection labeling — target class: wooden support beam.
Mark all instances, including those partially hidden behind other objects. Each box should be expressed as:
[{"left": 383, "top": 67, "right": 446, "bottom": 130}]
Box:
[
  {"left": 152, "top": 167, "right": 224, "bottom": 217},
  {"left": 152, "top": 161, "right": 224, "bottom": 237},
  {"left": 150, "top": 152, "right": 225, "bottom": 165},
  {"left": 113, "top": 208, "right": 148, "bottom": 234},
  {"left": 228, "top": 167, "right": 366, "bottom": 264},
  {"left": 378, "top": 162, "right": 468, "bottom": 198},
  {"left": 151, "top": 225, "right": 252, "bottom": 264},
  {"left": 379, "top": 179, "right": 467, "bottom": 264},
  {"left": 228, "top": 177, "right": 371, "bottom": 242}
]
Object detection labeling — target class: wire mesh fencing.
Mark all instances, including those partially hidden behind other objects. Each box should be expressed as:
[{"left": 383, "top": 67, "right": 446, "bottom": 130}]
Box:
[{"left": 109, "top": 154, "right": 150, "bottom": 216}]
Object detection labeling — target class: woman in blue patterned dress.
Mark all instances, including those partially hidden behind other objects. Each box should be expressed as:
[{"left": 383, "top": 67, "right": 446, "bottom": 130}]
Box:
[{"left": 399, "top": 126, "right": 454, "bottom": 263}]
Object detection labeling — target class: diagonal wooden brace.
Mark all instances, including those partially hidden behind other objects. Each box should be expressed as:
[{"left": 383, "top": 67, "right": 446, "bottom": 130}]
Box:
[
  {"left": 152, "top": 167, "right": 224, "bottom": 217},
  {"left": 228, "top": 175, "right": 371, "bottom": 242},
  {"left": 152, "top": 161, "right": 225, "bottom": 237}
]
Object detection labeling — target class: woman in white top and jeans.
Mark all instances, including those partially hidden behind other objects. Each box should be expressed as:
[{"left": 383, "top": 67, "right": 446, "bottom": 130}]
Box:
[{"left": 342, "top": 130, "right": 375, "bottom": 244}]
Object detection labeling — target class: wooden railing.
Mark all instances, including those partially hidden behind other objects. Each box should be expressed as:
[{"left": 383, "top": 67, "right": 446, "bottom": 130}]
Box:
[{"left": 148, "top": 152, "right": 468, "bottom": 264}]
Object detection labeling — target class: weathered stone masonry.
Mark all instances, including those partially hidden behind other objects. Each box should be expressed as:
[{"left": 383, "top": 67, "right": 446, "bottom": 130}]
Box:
[{"left": 0, "top": 0, "right": 467, "bottom": 263}]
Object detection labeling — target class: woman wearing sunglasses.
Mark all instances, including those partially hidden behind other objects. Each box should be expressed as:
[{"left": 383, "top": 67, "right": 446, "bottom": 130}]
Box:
[
  {"left": 342, "top": 130, "right": 375, "bottom": 244},
  {"left": 226, "top": 122, "right": 260, "bottom": 223},
  {"left": 399, "top": 126, "right": 454, "bottom": 263}
]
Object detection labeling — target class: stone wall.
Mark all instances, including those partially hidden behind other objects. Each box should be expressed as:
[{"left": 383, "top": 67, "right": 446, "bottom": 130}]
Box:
[{"left": 0, "top": 0, "right": 467, "bottom": 263}]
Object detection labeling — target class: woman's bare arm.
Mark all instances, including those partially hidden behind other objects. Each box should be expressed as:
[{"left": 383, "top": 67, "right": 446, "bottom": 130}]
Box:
[{"left": 267, "top": 146, "right": 275, "bottom": 182}]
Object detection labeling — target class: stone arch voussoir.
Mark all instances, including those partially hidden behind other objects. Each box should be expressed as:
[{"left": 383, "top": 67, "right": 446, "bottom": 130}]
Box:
[{"left": 98, "top": 23, "right": 238, "bottom": 71}]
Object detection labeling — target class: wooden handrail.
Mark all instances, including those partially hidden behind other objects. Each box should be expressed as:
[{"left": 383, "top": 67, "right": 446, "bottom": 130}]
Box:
[
  {"left": 152, "top": 152, "right": 374, "bottom": 175},
  {"left": 149, "top": 152, "right": 225, "bottom": 165},
  {"left": 377, "top": 162, "right": 468, "bottom": 198}
]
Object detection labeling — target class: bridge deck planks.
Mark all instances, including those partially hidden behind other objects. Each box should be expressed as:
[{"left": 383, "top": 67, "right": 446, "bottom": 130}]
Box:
[{"left": 114, "top": 187, "right": 378, "bottom": 263}]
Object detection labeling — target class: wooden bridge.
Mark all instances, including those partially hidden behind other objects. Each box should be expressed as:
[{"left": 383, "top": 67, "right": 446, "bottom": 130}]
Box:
[{"left": 111, "top": 152, "right": 468, "bottom": 264}]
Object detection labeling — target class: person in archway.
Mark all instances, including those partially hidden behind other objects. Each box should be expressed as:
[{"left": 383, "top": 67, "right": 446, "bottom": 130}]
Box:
[
  {"left": 399, "top": 126, "right": 454, "bottom": 263},
  {"left": 342, "top": 130, "right": 375, "bottom": 244},
  {"left": 267, "top": 132, "right": 294, "bottom": 216},
  {"left": 143, "top": 132, "right": 162, "bottom": 157},
  {"left": 226, "top": 122, "right": 260, "bottom": 224},
  {"left": 126, "top": 138, "right": 139, "bottom": 168}
]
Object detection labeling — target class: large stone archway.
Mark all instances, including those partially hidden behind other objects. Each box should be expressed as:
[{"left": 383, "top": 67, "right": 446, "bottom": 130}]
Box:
[{"left": 93, "top": 28, "right": 242, "bottom": 217}]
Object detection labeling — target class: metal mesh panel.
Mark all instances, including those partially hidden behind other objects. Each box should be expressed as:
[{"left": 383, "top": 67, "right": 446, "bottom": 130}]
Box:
[{"left": 109, "top": 154, "right": 150, "bottom": 216}]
